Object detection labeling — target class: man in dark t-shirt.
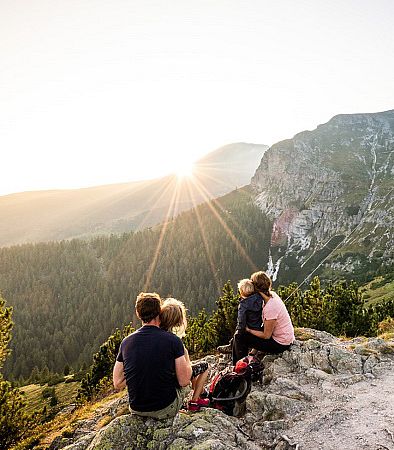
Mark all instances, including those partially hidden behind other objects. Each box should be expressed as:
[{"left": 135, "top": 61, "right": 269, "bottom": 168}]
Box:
[{"left": 113, "top": 292, "right": 192, "bottom": 419}]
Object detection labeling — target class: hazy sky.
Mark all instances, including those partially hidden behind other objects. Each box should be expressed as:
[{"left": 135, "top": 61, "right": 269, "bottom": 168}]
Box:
[{"left": 1, "top": 0, "right": 393, "bottom": 195}]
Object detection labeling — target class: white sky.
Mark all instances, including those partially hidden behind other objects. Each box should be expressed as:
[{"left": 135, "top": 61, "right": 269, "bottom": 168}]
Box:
[{"left": 1, "top": 0, "right": 393, "bottom": 195}]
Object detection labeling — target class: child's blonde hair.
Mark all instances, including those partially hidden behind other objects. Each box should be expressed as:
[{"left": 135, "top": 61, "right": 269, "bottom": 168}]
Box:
[
  {"left": 237, "top": 279, "right": 255, "bottom": 298},
  {"left": 160, "top": 298, "right": 187, "bottom": 338}
]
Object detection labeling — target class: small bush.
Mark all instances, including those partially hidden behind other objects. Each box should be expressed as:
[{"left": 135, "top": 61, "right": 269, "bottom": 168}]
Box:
[
  {"left": 61, "top": 427, "right": 75, "bottom": 438},
  {"left": 42, "top": 387, "right": 55, "bottom": 399},
  {"left": 378, "top": 317, "right": 394, "bottom": 334},
  {"left": 378, "top": 317, "right": 394, "bottom": 340},
  {"left": 49, "top": 395, "right": 58, "bottom": 407}
]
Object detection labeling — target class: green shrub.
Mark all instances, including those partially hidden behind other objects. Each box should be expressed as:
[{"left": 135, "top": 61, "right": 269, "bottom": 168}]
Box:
[{"left": 42, "top": 387, "right": 55, "bottom": 399}]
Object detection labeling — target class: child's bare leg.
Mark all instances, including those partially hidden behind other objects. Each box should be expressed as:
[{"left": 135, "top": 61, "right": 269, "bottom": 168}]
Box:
[{"left": 191, "top": 370, "right": 209, "bottom": 401}]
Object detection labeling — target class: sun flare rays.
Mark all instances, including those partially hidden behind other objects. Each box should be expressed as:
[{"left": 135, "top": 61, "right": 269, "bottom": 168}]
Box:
[
  {"left": 143, "top": 179, "right": 181, "bottom": 291},
  {"left": 142, "top": 163, "right": 259, "bottom": 293}
]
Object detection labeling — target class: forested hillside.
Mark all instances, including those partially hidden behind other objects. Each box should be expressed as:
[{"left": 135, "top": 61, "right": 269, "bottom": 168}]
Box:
[{"left": 0, "top": 188, "right": 272, "bottom": 380}]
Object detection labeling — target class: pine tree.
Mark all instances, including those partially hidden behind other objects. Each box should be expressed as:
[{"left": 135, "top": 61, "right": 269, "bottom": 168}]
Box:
[
  {"left": 0, "top": 295, "right": 35, "bottom": 449},
  {"left": 210, "top": 281, "right": 239, "bottom": 346},
  {"left": 77, "top": 323, "right": 134, "bottom": 401},
  {"left": 64, "top": 364, "right": 70, "bottom": 376},
  {"left": 0, "top": 295, "right": 12, "bottom": 370}
]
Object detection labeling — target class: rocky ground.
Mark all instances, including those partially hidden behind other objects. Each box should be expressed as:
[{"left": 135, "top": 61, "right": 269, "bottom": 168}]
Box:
[{"left": 51, "top": 329, "right": 394, "bottom": 450}]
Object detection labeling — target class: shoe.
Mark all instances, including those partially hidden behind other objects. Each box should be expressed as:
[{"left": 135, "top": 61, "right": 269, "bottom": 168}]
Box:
[
  {"left": 188, "top": 398, "right": 210, "bottom": 412},
  {"left": 196, "top": 398, "right": 210, "bottom": 407},
  {"left": 187, "top": 401, "right": 201, "bottom": 412},
  {"left": 216, "top": 343, "right": 232, "bottom": 354}
]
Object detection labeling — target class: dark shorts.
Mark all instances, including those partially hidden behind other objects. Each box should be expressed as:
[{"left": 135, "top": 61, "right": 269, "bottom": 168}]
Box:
[
  {"left": 191, "top": 362, "right": 208, "bottom": 379},
  {"left": 232, "top": 331, "right": 291, "bottom": 364}
]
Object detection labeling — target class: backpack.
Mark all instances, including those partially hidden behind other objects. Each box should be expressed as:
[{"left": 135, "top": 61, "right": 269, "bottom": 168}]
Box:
[
  {"left": 234, "top": 355, "right": 264, "bottom": 383},
  {"left": 208, "top": 356, "right": 263, "bottom": 417}
]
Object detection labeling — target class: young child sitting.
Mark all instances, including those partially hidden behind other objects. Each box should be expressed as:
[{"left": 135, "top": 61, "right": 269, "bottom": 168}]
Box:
[
  {"left": 217, "top": 279, "right": 263, "bottom": 363},
  {"left": 160, "top": 298, "right": 210, "bottom": 412},
  {"left": 236, "top": 279, "right": 263, "bottom": 333}
]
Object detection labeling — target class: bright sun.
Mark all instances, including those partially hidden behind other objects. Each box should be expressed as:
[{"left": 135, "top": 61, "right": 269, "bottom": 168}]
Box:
[{"left": 175, "top": 161, "right": 194, "bottom": 178}]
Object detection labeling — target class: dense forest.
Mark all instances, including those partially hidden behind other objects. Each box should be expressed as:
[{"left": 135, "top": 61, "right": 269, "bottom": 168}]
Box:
[{"left": 0, "top": 188, "right": 272, "bottom": 380}]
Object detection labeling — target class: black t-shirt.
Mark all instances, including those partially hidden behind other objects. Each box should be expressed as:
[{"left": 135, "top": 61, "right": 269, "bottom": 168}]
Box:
[{"left": 116, "top": 325, "right": 184, "bottom": 412}]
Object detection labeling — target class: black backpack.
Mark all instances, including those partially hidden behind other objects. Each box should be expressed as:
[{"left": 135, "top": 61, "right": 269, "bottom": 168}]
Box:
[{"left": 208, "top": 356, "right": 263, "bottom": 417}]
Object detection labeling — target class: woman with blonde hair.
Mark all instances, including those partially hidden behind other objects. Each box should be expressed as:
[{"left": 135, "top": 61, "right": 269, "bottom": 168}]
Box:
[{"left": 160, "top": 298, "right": 210, "bottom": 412}]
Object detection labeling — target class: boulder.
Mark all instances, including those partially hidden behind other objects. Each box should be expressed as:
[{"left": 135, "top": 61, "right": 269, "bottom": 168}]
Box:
[
  {"left": 79, "top": 409, "right": 256, "bottom": 450},
  {"left": 52, "top": 330, "right": 394, "bottom": 450}
]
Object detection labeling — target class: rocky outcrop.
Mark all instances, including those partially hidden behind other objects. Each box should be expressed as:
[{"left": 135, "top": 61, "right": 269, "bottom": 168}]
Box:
[
  {"left": 251, "top": 110, "right": 394, "bottom": 281},
  {"left": 54, "top": 329, "right": 394, "bottom": 450}
]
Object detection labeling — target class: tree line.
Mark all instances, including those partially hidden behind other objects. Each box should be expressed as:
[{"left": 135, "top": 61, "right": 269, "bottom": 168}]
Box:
[
  {"left": 0, "top": 188, "right": 272, "bottom": 381},
  {"left": 77, "top": 276, "right": 394, "bottom": 400}
]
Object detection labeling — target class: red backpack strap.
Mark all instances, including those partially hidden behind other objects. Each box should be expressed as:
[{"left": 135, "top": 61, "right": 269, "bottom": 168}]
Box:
[{"left": 209, "top": 372, "right": 222, "bottom": 394}]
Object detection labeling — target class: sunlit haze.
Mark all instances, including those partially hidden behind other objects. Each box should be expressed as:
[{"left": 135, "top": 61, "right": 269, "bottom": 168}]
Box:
[
  {"left": 175, "top": 161, "right": 195, "bottom": 179},
  {"left": 1, "top": 0, "right": 393, "bottom": 196}
]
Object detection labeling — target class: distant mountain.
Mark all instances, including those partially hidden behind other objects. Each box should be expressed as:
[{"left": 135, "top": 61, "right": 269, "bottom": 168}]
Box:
[
  {"left": 252, "top": 109, "right": 394, "bottom": 283},
  {"left": 0, "top": 143, "right": 267, "bottom": 247}
]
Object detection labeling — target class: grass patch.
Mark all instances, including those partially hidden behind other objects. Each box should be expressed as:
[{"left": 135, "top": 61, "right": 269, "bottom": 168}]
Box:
[
  {"left": 24, "top": 390, "right": 125, "bottom": 449},
  {"left": 379, "top": 332, "right": 394, "bottom": 340},
  {"left": 97, "top": 415, "right": 112, "bottom": 429},
  {"left": 294, "top": 328, "right": 314, "bottom": 341},
  {"left": 362, "top": 278, "right": 394, "bottom": 306},
  {"left": 20, "top": 381, "right": 80, "bottom": 415}
]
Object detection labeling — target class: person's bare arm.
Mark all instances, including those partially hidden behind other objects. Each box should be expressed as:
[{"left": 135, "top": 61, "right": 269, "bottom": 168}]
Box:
[
  {"left": 246, "top": 319, "right": 276, "bottom": 339},
  {"left": 113, "top": 361, "right": 126, "bottom": 390},
  {"left": 183, "top": 346, "right": 191, "bottom": 364},
  {"left": 175, "top": 354, "right": 192, "bottom": 387}
]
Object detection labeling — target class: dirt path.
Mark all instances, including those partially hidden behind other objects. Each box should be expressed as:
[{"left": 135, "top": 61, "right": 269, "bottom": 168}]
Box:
[{"left": 288, "top": 363, "right": 394, "bottom": 450}]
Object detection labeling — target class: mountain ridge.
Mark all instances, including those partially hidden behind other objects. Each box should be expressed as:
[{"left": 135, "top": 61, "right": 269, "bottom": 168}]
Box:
[
  {"left": 0, "top": 143, "right": 268, "bottom": 247},
  {"left": 251, "top": 109, "right": 394, "bottom": 283}
]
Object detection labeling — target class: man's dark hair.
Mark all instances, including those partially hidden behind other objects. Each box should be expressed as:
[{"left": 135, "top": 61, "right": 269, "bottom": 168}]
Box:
[{"left": 135, "top": 292, "right": 162, "bottom": 323}]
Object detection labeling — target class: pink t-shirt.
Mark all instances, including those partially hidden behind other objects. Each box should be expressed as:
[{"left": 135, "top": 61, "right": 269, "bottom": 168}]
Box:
[{"left": 263, "top": 292, "right": 295, "bottom": 345}]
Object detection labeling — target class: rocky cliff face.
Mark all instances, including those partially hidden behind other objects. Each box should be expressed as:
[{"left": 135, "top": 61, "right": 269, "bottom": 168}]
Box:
[
  {"left": 50, "top": 329, "right": 394, "bottom": 450},
  {"left": 251, "top": 110, "right": 394, "bottom": 282}
]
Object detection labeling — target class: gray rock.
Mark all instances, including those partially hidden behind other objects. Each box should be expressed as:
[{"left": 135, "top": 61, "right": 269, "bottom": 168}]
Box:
[
  {"left": 84, "top": 408, "right": 249, "bottom": 450},
  {"left": 327, "top": 345, "right": 363, "bottom": 374},
  {"left": 48, "top": 436, "right": 72, "bottom": 450},
  {"left": 363, "top": 354, "right": 380, "bottom": 373},
  {"left": 305, "top": 368, "right": 330, "bottom": 381},
  {"left": 252, "top": 419, "right": 289, "bottom": 447},
  {"left": 62, "top": 433, "right": 96, "bottom": 450},
  {"left": 51, "top": 330, "right": 394, "bottom": 450},
  {"left": 371, "top": 361, "right": 394, "bottom": 377}
]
